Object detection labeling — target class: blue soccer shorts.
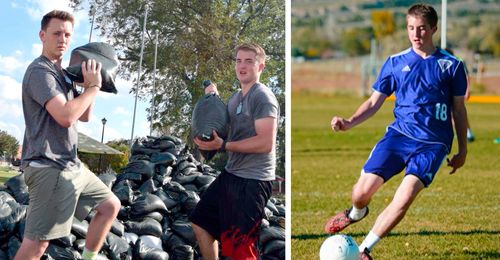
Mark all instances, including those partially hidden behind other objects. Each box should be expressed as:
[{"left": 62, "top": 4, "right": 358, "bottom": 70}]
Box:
[{"left": 362, "top": 128, "right": 448, "bottom": 187}]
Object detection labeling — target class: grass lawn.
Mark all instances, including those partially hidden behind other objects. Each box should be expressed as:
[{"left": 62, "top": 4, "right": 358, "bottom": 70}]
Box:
[
  {"left": 291, "top": 92, "right": 500, "bottom": 259},
  {"left": 0, "top": 166, "right": 18, "bottom": 184}
]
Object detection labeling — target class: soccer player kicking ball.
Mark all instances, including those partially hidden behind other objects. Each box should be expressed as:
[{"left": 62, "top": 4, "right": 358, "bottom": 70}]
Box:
[{"left": 325, "top": 4, "right": 468, "bottom": 259}]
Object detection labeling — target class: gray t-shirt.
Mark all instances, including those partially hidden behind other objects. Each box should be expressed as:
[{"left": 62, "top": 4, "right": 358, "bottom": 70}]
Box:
[
  {"left": 225, "top": 82, "right": 279, "bottom": 181},
  {"left": 21, "top": 56, "right": 80, "bottom": 170}
]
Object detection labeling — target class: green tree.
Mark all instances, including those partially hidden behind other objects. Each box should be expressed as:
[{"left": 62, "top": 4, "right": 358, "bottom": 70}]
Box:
[
  {"left": 70, "top": 0, "right": 285, "bottom": 177},
  {"left": 371, "top": 10, "right": 395, "bottom": 41},
  {"left": 341, "top": 27, "right": 373, "bottom": 56},
  {"left": 0, "top": 130, "right": 19, "bottom": 159}
]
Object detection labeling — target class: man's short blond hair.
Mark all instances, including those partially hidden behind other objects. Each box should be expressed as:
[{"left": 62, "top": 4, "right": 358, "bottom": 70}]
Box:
[{"left": 235, "top": 43, "right": 267, "bottom": 63}]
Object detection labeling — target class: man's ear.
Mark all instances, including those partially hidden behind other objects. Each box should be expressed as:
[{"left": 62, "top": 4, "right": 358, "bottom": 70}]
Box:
[
  {"left": 258, "top": 62, "right": 265, "bottom": 72},
  {"left": 39, "top": 30, "right": 45, "bottom": 43}
]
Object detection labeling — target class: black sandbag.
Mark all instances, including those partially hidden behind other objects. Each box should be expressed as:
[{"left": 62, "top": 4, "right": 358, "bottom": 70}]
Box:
[
  {"left": 139, "top": 235, "right": 163, "bottom": 250},
  {"left": 74, "top": 238, "right": 86, "bottom": 251},
  {"left": 171, "top": 245, "right": 194, "bottom": 260},
  {"left": 173, "top": 174, "right": 198, "bottom": 185},
  {"left": 262, "top": 239, "right": 286, "bottom": 256},
  {"left": 112, "top": 180, "right": 134, "bottom": 205},
  {"left": 266, "top": 200, "right": 280, "bottom": 216},
  {"left": 157, "top": 165, "right": 173, "bottom": 177},
  {"left": 65, "top": 42, "right": 119, "bottom": 94},
  {"left": 264, "top": 207, "right": 273, "bottom": 219},
  {"left": 125, "top": 218, "right": 162, "bottom": 237},
  {"left": 116, "top": 172, "right": 143, "bottom": 184},
  {"left": 157, "top": 135, "right": 183, "bottom": 145},
  {"left": 153, "top": 173, "right": 172, "bottom": 187},
  {"left": 129, "top": 211, "right": 163, "bottom": 223},
  {"left": 17, "top": 216, "right": 26, "bottom": 239},
  {"left": 176, "top": 160, "right": 197, "bottom": 173},
  {"left": 43, "top": 243, "right": 82, "bottom": 260},
  {"left": 181, "top": 190, "right": 200, "bottom": 214},
  {"left": 52, "top": 234, "right": 76, "bottom": 248},
  {"left": 170, "top": 220, "right": 196, "bottom": 246},
  {"left": 71, "top": 218, "right": 89, "bottom": 238},
  {"left": 269, "top": 215, "right": 285, "bottom": 229},
  {"left": 6, "top": 235, "right": 21, "bottom": 260},
  {"left": 197, "top": 183, "right": 211, "bottom": 194},
  {"left": 105, "top": 232, "right": 131, "bottom": 260},
  {"left": 110, "top": 218, "right": 125, "bottom": 237},
  {"left": 123, "top": 232, "right": 139, "bottom": 246},
  {"left": 0, "top": 200, "right": 26, "bottom": 243},
  {"left": 276, "top": 205, "right": 286, "bottom": 217},
  {"left": 4, "top": 173, "right": 29, "bottom": 205},
  {"left": 183, "top": 184, "right": 198, "bottom": 193},
  {"left": 130, "top": 194, "right": 168, "bottom": 217},
  {"left": 129, "top": 154, "right": 151, "bottom": 162},
  {"left": 194, "top": 175, "right": 216, "bottom": 187},
  {"left": 191, "top": 91, "right": 229, "bottom": 160},
  {"left": 259, "top": 226, "right": 285, "bottom": 245},
  {"left": 133, "top": 238, "right": 169, "bottom": 260},
  {"left": 118, "top": 206, "right": 130, "bottom": 220},
  {"left": 150, "top": 140, "right": 176, "bottom": 151},
  {"left": 153, "top": 190, "right": 178, "bottom": 210},
  {"left": 161, "top": 231, "right": 186, "bottom": 252},
  {"left": 139, "top": 178, "right": 158, "bottom": 194},
  {"left": 98, "top": 172, "right": 117, "bottom": 189},
  {"left": 131, "top": 140, "right": 158, "bottom": 156},
  {"left": 150, "top": 152, "right": 176, "bottom": 166},
  {"left": 122, "top": 160, "right": 155, "bottom": 179}
]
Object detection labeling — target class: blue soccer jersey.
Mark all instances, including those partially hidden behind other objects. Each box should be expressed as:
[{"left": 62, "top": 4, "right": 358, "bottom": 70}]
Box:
[{"left": 373, "top": 47, "right": 467, "bottom": 152}]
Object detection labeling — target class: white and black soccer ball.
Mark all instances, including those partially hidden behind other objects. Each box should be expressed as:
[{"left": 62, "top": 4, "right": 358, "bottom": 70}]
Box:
[{"left": 319, "top": 234, "right": 359, "bottom": 260}]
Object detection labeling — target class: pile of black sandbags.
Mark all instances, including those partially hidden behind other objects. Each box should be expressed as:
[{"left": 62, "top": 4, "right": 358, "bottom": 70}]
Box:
[{"left": 0, "top": 135, "right": 285, "bottom": 259}]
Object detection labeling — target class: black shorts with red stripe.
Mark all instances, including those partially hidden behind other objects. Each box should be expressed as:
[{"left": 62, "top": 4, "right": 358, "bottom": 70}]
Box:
[{"left": 189, "top": 169, "right": 273, "bottom": 259}]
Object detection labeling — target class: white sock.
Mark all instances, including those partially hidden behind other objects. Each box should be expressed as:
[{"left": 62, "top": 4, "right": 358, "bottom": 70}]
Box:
[
  {"left": 359, "top": 231, "right": 381, "bottom": 252},
  {"left": 467, "top": 128, "right": 474, "bottom": 138},
  {"left": 348, "top": 206, "right": 367, "bottom": 221},
  {"left": 82, "top": 247, "right": 98, "bottom": 260}
]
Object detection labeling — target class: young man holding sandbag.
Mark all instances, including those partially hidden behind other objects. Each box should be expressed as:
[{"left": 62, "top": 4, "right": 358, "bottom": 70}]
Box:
[
  {"left": 16, "top": 10, "right": 120, "bottom": 260},
  {"left": 191, "top": 43, "right": 279, "bottom": 260}
]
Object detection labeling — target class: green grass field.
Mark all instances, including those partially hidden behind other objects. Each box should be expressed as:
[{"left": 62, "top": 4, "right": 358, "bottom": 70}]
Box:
[
  {"left": 291, "top": 92, "right": 500, "bottom": 259},
  {"left": 0, "top": 166, "right": 18, "bottom": 184}
]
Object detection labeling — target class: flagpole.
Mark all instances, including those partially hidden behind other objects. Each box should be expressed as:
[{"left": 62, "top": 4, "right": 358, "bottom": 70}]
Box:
[{"left": 130, "top": 6, "right": 148, "bottom": 147}]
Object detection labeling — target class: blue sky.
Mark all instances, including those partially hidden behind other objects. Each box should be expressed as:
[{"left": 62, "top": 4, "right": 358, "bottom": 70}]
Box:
[{"left": 0, "top": 0, "right": 151, "bottom": 144}]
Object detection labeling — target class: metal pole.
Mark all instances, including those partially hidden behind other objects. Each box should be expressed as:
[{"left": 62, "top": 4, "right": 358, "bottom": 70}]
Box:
[
  {"left": 89, "top": 4, "right": 95, "bottom": 43},
  {"left": 150, "top": 31, "right": 158, "bottom": 136},
  {"left": 131, "top": 6, "right": 148, "bottom": 147},
  {"left": 99, "top": 117, "right": 107, "bottom": 173},
  {"left": 441, "top": 0, "right": 447, "bottom": 49}
]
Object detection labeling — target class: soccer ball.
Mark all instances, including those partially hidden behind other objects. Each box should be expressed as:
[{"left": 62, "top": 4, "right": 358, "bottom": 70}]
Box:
[{"left": 319, "top": 234, "right": 359, "bottom": 260}]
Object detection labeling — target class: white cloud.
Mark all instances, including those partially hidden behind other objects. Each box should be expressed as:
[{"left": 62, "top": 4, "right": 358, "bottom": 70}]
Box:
[
  {"left": 0, "top": 75, "right": 22, "bottom": 101},
  {"left": 0, "top": 121, "right": 24, "bottom": 143},
  {"left": 112, "top": 106, "right": 129, "bottom": 116},
  {"left": 115, "top": 77, "right": 134, "bottom": 96},
  {"left": 26, "top": 0, "right": 74, "bottom": 20},
  {"left": 31, "top": 43, "right": 43, "bottom": 58},
  {"left": 0, "top": 55, "right": 26, "bottom": 74},
  {"left": 0, "top": 101, "right": 23, "bottom": 118},
  {"left": 103, "top": 126, "right": 126, "bottom": 142}
]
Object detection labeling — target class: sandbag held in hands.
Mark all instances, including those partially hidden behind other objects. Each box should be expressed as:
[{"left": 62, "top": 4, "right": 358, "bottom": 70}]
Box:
[{"left": 65, "top": 42, "right": 119, "bottom": 94}]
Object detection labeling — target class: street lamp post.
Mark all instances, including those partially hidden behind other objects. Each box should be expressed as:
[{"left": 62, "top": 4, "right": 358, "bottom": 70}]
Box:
[{"left": 99, "top": 118, "right": 107, "bottom": 173}]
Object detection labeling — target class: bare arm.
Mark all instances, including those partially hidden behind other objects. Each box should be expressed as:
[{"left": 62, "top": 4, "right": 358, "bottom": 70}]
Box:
[
  {"left": 331, "top": 91, "right": 387, "bottom": 132},
  {"left": 45, "top": 60, "right": 101, "bottom": 128},
  {"left": 447, "top": 96, "right": 468, "bottom": 174},
  {"left": 194, "top": 116, "right": 277, "bottom": 154}
]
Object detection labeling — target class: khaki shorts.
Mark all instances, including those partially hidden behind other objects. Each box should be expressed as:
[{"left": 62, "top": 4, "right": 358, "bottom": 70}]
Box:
[{"left": 23, "top": 166, "right": 114, "bottom": 240}]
